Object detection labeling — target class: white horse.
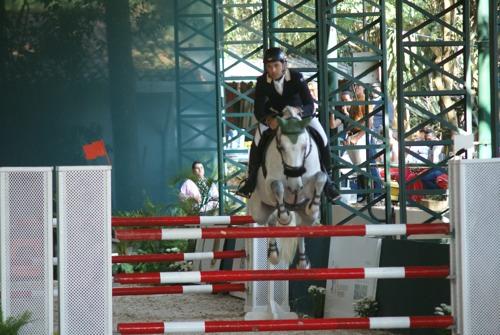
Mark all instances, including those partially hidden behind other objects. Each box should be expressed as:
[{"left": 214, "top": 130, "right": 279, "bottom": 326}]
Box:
[{"left": 247, "top": 107, "right": 327, "bottom": 269}]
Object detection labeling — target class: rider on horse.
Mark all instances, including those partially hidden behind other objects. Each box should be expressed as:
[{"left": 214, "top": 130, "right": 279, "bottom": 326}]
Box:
[{"left": 236, "top": 47, "right": 340, "bottom": 201}]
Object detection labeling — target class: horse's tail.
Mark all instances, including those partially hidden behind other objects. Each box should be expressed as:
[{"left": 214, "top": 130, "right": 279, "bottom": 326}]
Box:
[{"left": 277, "top": 212, "right": 298, "bottom": 265}]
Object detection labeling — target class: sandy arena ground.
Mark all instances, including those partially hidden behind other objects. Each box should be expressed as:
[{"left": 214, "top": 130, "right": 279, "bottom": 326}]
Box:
[{"left": 113, "top": 292, "right": 394, "bottom": 335}]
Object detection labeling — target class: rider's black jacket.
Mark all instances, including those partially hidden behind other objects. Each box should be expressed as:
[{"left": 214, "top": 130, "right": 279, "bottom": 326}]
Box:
[{"left": 254, "top": 69, "right": 315, "bottom": 125}]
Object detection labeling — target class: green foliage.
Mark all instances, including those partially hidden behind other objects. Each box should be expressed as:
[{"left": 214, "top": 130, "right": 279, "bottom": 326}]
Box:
[
  {"left": 353, "top": 297, "right": 379, "bottom": 317},
  {"left": 433, "top": 303, "right": 452, "bottom": 335},
  {"left": 3, "top": 0, "right": 176, "bottom": 83},
  {"left": 165, "top": 167, "right": 220, "bottom": 216},
  {"left": 307, "top": 285, "right": 326, "bottom": 318},
  {"left": 4, "top": 0, "right": 105, "bottom": 82},
  {"left": 113, "top": 196, "right": 193, "bottom": 275},
  {"left": 112, "top": 241, "right": 192, "bottom": 275},
  {"left": 0, "top": 309, "right": 31, "bottom": 335}
]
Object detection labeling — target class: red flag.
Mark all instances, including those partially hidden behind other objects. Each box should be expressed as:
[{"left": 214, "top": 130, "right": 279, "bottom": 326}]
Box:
[{"left": 83, "top": 140, "right": 107, "bottom": 160}]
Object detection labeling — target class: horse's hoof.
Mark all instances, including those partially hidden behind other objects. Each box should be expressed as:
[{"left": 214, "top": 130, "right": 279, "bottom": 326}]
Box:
[
  {"left": 269, "top": 253, "right": 280, "bottom": 265},
  {"left": 278, "top": 218, "right": 291, "bottom": 226},
  {"left": 297, "top": 254, "right": 311, "bottom": 269},
  {"left": 297, "top": 260, "right": 310, "bottom": 269},
  {"left": 278, "top": 211, "right": 293, "bottom": 226},
  {"left": 305, "top": 206, "right": 317, "bottom": 217}
]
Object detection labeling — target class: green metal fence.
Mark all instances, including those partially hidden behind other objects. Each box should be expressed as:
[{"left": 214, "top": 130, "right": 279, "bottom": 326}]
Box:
[
  {"left": 395, "top": 0, "right": 471, "bottom": 223},
  {"left": 174, "top": 0, "right": 219, "bottom": 176},
  {"left": 214, "top": 0, "right": 265, "bottom": 214},
  {"left": 321, "top": 0, "right": 391, "bottom": 224}
]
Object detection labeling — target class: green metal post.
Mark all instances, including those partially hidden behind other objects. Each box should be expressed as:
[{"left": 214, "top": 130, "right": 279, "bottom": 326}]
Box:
[
  {"left": 380, "top": 0, "right": 391, "bottom": 224},
  {"left": 478, "top": 0, "right": 493, "bottom": 158},
  {"left": 268, "top": 0, "right": 276, "bottom": 47},
  {"left": 318, "top": 0, "right": 333, "bottom": 225},
  {"left": 213, "top": 0, "right": 224, "bottom": 214},
  {"left": 395, "top": 0, "right": 407, "bottom": 223},
  {"left": 263, "top": 0, "right": 269, "bottom": 51},
  {"left": 492, "top": 0, "right": 500, "bottom": 157}
]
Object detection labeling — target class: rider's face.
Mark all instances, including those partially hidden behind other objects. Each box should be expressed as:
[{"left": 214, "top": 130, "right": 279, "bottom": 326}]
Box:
[{"left": 265, "top": 61, "right": 285, "bottom": 80}]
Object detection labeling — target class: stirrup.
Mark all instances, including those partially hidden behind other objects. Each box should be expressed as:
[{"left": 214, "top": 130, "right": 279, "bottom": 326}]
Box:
[{"left": 324, "top": 182, "right": 341, "bottom": 202}]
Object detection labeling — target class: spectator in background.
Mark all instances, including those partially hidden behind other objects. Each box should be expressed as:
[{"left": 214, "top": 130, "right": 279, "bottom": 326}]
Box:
[
  {"left": 330, "top": 90, "right": 352, "bottom": 131},
  {"left": 424, "top": 128, "right": 444, "bottom": 163},
  {"left": 351, "top": 85, "right": 383, "bottom": 201},
  {"left": 406, "top": 129, "right": 429, "bottom": 164},
  {"left": 369, "top": 82, "right": 395, "bottom": 135},
  {"left": 333, "top": 86, "right": 382, "bottom": 202},
  {"left": 179, "top": 161, "right": 219, "bottom": 214},
  {"left": 420, "top": 129, "right": 447, "bottom": 190}
]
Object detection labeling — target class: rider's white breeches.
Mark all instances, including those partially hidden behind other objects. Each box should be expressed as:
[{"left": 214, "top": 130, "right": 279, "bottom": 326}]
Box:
[{"left": 254, "top": 117, "right": 328, "bottom": 147}]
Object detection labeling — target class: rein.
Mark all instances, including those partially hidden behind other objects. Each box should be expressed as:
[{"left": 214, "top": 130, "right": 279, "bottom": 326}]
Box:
[{"left": 275, "top": 126, "right": 312, "bottom": 178}]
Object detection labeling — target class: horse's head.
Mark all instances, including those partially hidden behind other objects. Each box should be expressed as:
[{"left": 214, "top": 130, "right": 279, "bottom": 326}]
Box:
[{"left": 276, "top": 115, "right": 312, "bottom": 193}]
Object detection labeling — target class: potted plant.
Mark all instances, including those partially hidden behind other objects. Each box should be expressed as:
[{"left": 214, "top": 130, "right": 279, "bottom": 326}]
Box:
[{"left": 307, "top": 285, "right": 326, "bottom": 318}]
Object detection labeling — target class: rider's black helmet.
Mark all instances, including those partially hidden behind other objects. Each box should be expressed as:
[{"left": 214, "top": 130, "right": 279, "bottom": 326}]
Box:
[{"left": 263, "top": 47, "right": 286, "bottom": 64}]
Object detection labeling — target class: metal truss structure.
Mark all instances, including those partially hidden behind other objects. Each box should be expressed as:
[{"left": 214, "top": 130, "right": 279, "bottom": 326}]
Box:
[
  {"left": 174, "top": 0, "right": 219, "bottom": 172},
  {"left": 396, "top": 0, "right": 471, "bottom": 223},
  {"left": 176, "top": 0, "right": 483, "bottom": 224}
]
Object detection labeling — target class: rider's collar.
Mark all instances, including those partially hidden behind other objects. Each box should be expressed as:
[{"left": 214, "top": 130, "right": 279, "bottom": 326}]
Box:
[{"left": 266, "top": 69, "right": 291, "bottom": 84}]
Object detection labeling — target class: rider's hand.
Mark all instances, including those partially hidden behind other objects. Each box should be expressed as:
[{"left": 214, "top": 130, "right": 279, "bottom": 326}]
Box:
[{"left": 266, "top": 116, "right": 279, "bottom": 130}]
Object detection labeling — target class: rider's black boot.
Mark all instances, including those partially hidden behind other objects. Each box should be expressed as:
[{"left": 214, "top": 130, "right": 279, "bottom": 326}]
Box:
[
  {"left": 356, "top": 175, "right": 367, "bottom": 202},
  {"left": 237, "top": 130, "right": 274, "bottom": 198},
  {"left": 307, "top": 127, "right": 340, "bottom": 202},
  {"left": 236, "top": 142, "right": 260, "bottom": 198},
  {"left": 320, "top": 144, "right": 341, "bottom": 202}
]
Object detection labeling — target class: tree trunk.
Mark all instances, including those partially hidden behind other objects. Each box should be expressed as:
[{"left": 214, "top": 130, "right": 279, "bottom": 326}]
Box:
[
  {"left": 104, "top": 0, "right": 141, "bottom": 210},
  {"left": 431, "top": 0, "right": 459, "bottom": 128}
]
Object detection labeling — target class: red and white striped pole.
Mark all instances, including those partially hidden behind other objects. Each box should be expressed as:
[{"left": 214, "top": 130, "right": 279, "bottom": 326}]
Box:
[
  {"left": 114, "top": 266, "right": 449, "bottom": 284},
  {"left": 113, "top": 283, "right": 245, "bottom": 296},
  {"left": 114, "top": 224, "right": 450, "bottom": 241},
  {"left": 112, "top": 215, "right": 254, "bottom": 227},
  {"left": 112, "top": 250, "right": 246, "bottom": 263},
  {"left": 117, "top": 316, "right": 453, "bottom": 334}
]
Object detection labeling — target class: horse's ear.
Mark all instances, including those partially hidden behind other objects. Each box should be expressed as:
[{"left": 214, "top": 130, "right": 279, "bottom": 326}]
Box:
[
  {"left": 299, "top": 117, "right": 312, "bottom": 128},
  {"left": 277, "top": 116, "right": 287, "bottom": 129}
]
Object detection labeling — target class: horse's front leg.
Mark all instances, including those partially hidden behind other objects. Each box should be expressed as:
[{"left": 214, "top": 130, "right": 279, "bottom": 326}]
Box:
[
  {"left": 305, "top": 171, "right": 327, "bottom": 220},
  {"left": 265, "top": 216, "right": 280, "bottom": 265},
  {"left": 297, "top": 237, "right": 311, "bottom": 269},
  {"left": 270, "top": 180, "right": 292, "bottom": 226}
]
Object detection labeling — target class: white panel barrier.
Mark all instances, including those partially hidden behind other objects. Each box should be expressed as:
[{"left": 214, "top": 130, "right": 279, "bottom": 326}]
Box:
[
  {"left": 57, "top": 166, "right": 112, "bottom": 335},
  {"left": 325, "top": 237, "right": 381, "bottom": 317},
  {"left": 450, "top": 158, "right": 500, "bottom": 335},
  {"left": 244, "top": 226, "right": 296, "bottom": 320},
  {"left": 0, "top": 167, "right": 53, "bottom": 335}
]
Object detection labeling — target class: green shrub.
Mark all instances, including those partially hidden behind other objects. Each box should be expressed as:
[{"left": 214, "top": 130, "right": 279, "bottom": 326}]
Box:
[
  {"left": 353, "top": 297, "right": 379, "bottom": 317},
  {"left": 0, "top": 309, "right": 31, "bottom": 335}
]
